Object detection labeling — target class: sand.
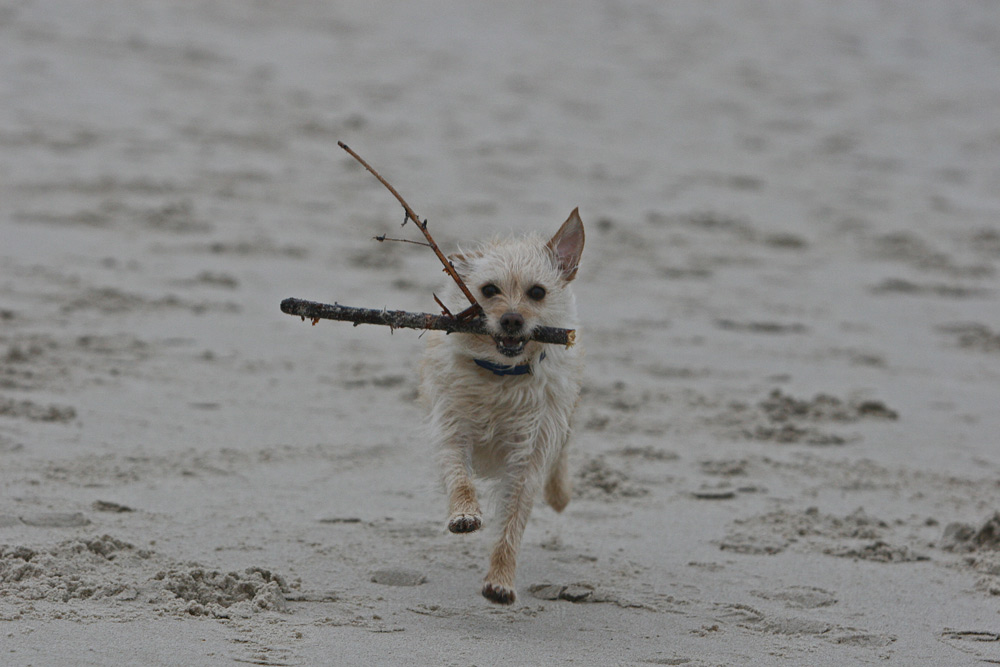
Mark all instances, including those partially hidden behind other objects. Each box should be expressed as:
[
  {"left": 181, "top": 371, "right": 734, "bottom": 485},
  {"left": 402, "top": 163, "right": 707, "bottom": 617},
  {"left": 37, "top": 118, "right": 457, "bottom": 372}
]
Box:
[{"left": 2, "top": 2, "right": 1000, "bottom": 664}]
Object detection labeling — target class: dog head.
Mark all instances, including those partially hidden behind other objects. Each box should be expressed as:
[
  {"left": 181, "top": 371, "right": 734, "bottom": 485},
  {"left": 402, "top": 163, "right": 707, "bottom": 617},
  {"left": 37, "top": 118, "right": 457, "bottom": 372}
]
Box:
[{"left": 445, "top": 208, "right": 585, "bottom": 363}]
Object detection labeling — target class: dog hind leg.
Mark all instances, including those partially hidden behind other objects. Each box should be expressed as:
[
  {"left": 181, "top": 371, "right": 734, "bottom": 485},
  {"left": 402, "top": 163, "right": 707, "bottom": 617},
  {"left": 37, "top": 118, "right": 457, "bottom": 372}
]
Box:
[{"left": 543, "top": 439, "right": 572, "bottom": 513}]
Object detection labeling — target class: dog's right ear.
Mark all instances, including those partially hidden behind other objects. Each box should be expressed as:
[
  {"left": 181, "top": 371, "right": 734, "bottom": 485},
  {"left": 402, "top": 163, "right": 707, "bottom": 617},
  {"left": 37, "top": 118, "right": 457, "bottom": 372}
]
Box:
[
  {"left": 547, "top": 208, "right": 585, "bottom": 282},
  {"left": 447, "top": 251, "right": 476, "bottom": 280}
]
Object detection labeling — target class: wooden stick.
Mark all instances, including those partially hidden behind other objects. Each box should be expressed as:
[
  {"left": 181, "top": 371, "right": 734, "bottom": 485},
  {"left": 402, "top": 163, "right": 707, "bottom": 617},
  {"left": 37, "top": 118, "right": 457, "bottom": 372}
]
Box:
[
  {"left": 281, "top": 298, "right": 576, "bottom": 347},
  {"left": 337, "top": 141, "right": 482, "bottom": 320},
  {"left": 373, "top": 234, "right": 430, "bottom": 247}
]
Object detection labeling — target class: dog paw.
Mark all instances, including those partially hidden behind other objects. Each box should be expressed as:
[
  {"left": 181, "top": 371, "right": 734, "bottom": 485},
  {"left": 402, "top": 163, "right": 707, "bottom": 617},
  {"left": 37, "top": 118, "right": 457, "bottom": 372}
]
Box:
[
  {"left": 482, "top": 582, "right": 516, "bottom": 605},
  {"left": 544, "top": 483, "right": 571, "bottom": 513},
  {"left": 447, "top": 513, "right": 482, "bottom": 534}
]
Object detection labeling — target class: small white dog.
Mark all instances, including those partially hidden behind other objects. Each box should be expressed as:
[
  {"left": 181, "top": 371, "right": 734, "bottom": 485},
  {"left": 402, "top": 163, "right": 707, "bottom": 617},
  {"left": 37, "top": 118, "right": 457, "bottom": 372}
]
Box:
[{"left": 419, "top": 209, "right": 585, "bottom": 604}]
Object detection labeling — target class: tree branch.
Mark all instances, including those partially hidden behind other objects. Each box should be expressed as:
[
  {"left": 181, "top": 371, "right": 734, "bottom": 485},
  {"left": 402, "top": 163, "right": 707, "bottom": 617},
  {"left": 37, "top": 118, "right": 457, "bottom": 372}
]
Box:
[
  {"left": 281, "top": 298, "right": 575, "bottom": 347},
  {"left": 338, "top": 141, "right": 482, "bottom": 320},
  {"left": 374, "top": 234, "right": 431, "bottom": 247}
]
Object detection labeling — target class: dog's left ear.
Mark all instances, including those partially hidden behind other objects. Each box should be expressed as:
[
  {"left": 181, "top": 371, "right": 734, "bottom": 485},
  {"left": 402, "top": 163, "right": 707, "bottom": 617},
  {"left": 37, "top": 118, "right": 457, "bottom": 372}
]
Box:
[{"left": 547, "top": 207, "right": 585, "bottom": 282}]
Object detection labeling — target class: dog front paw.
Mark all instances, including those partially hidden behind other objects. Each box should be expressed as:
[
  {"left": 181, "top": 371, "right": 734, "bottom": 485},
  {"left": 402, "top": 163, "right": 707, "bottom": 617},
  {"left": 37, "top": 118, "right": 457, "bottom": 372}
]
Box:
[
  {"left": 447, "top": 513, "right": 482, "bottom": 534},
  {"left": 482, "top": 581, "right": 516, "bottom": 605}
]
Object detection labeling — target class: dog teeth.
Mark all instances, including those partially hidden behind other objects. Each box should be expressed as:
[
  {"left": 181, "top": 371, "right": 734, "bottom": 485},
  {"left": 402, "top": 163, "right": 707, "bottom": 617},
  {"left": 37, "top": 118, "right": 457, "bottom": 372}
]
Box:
[{"left": 494, "top": 336, "right": 526, "bottom": 357}]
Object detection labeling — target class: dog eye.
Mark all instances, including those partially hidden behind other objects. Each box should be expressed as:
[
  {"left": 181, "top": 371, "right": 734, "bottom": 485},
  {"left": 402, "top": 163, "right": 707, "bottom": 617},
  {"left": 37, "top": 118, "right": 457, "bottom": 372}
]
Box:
[
  {"left": 527, "top": 285, "right": 546, "bottom": 301},
  {"left": 481, "top": 284, "right": 501, "bottom": 298}
]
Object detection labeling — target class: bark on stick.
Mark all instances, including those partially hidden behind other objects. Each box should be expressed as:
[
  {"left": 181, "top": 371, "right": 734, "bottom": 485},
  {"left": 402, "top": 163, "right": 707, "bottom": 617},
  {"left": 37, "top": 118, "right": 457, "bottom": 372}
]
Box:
[{"left": 280, "top": 298, "right": 575, "bottom": 347}]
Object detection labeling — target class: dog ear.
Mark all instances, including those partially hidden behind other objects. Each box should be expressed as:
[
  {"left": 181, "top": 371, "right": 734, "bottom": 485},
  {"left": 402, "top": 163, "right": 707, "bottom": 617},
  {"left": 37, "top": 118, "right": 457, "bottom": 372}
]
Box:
[
  {"left": 447, "top": 251, "right": 477, "bottom": 279},
  {"left": 547, "top": 208, "right": 585, "bottom": 282}
]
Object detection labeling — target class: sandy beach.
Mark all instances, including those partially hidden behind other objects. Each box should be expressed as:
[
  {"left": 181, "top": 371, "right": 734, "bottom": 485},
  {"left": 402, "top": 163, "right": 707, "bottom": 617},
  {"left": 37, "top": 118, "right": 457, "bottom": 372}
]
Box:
[{"left": 3, "top": 2, "right": 1000, "bottom": 664}]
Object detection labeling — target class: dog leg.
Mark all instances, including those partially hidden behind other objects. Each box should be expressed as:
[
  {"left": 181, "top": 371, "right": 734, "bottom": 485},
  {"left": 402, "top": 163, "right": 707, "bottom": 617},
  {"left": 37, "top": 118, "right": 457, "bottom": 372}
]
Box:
[
  {"left": 482, "top": 453, "right": 546, "bottom": 605},
  {"left": 543, "top": 439, "right": 572, "bottom": 513},
  {"left": 440, "top": 441, "right": 482, "bottom": 534}
]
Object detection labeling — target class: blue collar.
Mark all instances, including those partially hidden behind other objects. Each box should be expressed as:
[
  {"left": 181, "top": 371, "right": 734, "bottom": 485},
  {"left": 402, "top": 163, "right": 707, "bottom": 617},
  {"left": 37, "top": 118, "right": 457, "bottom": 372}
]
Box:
[{"left": 473, "top": 352, "right": 546, "bottom": 376}]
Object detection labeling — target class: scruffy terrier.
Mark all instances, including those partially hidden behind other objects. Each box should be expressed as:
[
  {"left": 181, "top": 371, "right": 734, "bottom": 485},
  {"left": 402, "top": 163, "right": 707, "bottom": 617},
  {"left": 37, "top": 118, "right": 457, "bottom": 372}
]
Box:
[{"left": 419, "top": 208, "right": 585, "bottom": 605}]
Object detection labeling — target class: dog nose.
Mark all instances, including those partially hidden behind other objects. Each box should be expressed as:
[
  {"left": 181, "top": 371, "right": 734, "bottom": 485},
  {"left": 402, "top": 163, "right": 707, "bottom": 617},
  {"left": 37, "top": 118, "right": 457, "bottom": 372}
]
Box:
[{"left": 500, "top": 312, "right": 524, "bottom": 333}]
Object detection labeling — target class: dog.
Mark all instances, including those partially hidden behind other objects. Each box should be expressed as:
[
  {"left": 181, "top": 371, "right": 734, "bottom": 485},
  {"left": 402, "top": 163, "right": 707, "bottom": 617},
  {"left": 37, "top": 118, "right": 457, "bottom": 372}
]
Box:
[{"left": 418, "top": 208, "right": 585, "bottom": 604}]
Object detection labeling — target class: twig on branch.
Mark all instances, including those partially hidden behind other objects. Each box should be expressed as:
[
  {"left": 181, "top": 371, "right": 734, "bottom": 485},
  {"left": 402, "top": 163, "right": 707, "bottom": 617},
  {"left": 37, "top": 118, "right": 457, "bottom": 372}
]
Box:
[
  {"left": 337, "top": 141, "right": 482, "bottom": 320},
  {"left": 281, "top": 298, "right": 576, "bottom": 347},
  {"left": 432, "top": 293, "right": 454, "bottom": 318},
  {"left": 373, "top": 234, "right": 431, "bottom": 247}
]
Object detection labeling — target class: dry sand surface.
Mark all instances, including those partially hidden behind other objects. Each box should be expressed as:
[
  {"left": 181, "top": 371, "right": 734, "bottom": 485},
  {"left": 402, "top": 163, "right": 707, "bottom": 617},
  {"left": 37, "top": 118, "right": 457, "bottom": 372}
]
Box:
[{"left": 3, "top": 2, "right": 1000, "bottom": 665}]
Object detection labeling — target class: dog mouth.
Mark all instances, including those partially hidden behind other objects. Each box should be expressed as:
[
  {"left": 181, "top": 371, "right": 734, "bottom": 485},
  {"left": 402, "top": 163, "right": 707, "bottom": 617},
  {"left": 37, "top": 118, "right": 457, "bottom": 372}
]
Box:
[{"left": 493, "top": 335, "right": 527, "bottom": 358}]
